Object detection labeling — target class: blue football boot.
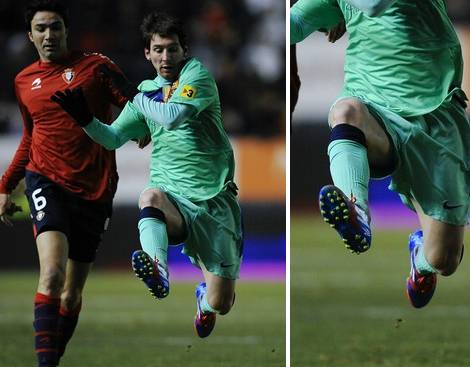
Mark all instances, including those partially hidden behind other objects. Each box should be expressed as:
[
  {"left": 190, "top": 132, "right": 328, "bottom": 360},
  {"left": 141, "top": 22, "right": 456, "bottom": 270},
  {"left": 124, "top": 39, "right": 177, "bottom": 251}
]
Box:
[
  {"left": 194, "top": 282, "right": 216, "bottom": 338},
  {"left": 319, "top": 185, "right": 371, "bottom": 253},
  {"left": 406, "top": 230, "right": 437, "bottom": 308},
  {"left": 131, "top": 250, "right": 169, "bottom": 299}
]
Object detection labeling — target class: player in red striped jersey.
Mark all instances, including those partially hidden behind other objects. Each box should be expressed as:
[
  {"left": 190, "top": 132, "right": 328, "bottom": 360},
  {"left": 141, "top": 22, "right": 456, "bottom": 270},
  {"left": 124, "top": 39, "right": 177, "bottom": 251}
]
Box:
[{"left": 0, "top": 1, "right": 134, "bottom": 366}]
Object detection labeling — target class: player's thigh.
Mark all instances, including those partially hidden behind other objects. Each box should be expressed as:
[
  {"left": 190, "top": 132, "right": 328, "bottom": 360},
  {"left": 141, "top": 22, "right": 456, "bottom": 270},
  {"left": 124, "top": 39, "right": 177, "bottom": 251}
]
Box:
[
  {"left": 139, "top": 187, "right": 186, "bottom": 241},
  {"left": 36, "top": 231, "right": 69, "bottom": 269},
  {"left": 25, "top": 170, "right": 71, "bottom": 240},
  {"left": 68, "top": 198, "right": 112, "bottom": 263},
  {"left": 329, "top": 97, "right": 395, "bottom": 169},
  {"left": 182, "top": 189, "right": 243, "bottom": 279}
]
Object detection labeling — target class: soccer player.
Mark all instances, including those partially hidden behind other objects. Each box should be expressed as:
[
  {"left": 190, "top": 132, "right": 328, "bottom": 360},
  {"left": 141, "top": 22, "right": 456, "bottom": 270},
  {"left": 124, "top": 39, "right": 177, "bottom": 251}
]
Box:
[
  {"left": 0, "top": 1, "right": 130, "bottom": 365},
  {"left": 52, "top": 12, "right": 243, "bottom": 338},
  {"left": 291, "top": 0, "right": 469, "bottom": 308}
]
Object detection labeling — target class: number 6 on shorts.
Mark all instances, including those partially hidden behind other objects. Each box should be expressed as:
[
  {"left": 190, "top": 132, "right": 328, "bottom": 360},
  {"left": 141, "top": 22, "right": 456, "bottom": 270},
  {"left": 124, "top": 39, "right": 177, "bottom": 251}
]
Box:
[{"left": 32, "top": 188, "right": 47, "bottom": 211}]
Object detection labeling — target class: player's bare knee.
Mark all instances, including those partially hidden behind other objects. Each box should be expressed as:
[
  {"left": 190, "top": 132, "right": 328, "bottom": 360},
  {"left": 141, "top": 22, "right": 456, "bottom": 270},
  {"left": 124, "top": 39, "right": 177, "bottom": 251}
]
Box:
[
  {"left": 207, "top": 292, "right": 233, "bottom": 315},
  {"left": 61, "top": 289, "right": 82, "bottom": 311},
  {"left": 329, "top": 98, "right": 368, "bottom": 129},
  {"left": 139, "top": 188, "right": 167, "bottom": 209},
  {"left": 428, "top": 252, "right": 459, "bottom": 276},
  {"left": 39, "top": 267, "right": 65, "bottom": 294}
]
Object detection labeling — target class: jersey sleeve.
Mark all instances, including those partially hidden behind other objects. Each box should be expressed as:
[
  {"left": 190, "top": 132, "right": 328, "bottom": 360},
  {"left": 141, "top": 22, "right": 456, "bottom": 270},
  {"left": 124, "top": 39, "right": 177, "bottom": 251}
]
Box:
[
  {"left": 132, "top": 93, "right": 196, "bottom": 130},
  {"left": 0, "top": 83, "right": 32, "bottom": 194},
  {"left": 168, "top": 65, "right": 217, "bottom": 114},
  {"left": 84, "top": 102, "right": 150, "bottom": 150},
  {"left": 94, "top": 56, "right": 129, "bottom": 108},
  {"left": 291, "top": 0, "right": 343, "bottom": 44}
]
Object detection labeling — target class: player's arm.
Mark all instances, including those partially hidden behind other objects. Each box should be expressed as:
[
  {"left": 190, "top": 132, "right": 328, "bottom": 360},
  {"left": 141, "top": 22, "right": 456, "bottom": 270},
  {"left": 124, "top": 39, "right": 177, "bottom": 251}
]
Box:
[
  {"left": 291, "top": 0, "right": 343, "bottom": 44},
  {"left": 345, "top": 0, "right": 397, "bottom": 17},
  {"left": 51, "top": 88, "right": 148, "bottom": 150},
  {"left": 132, "top": 94, "right": 197, "bottom": 130}
]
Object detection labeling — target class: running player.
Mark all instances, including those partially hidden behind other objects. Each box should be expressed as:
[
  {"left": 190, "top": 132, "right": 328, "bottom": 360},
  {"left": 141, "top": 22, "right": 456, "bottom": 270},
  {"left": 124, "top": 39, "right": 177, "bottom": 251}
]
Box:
[
  {"left": 291, "top": 0, "right": 469, "bottom": 308},
  {"left": 52, "top": 12, "right": 243, "bottom": 338},
  {"left": 0, "top": 1, "right": 130, "bottom": 365}
]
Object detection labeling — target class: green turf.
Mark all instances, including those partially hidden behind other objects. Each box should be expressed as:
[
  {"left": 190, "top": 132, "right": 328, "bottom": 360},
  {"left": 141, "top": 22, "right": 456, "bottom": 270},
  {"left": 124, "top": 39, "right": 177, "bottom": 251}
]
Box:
[
  {"left": 0, "top": 272, "right": 285, "bottom": 367},
  {"left": 292, "top": 216, "right": 470, "bottom": 367}
]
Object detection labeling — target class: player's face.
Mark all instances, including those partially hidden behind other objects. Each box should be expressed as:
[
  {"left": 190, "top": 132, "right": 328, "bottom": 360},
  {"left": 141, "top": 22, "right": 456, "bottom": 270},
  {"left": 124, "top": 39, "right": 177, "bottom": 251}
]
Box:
[
  {"left": 28, "top": 11, "right": 68, "bottom": 63},
  {"left": 145, "top": 34, "right": 186, "bottom": 81}
]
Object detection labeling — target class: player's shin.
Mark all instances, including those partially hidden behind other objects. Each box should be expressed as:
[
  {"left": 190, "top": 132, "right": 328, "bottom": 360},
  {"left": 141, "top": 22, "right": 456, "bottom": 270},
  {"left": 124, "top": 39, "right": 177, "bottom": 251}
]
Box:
[
  {"left": 138, "top": 207, "right": 168, "bottom": 265},
  {"left": 57, "top": 301, "right": 82, "bottom": 359},
  {"left": 33, "top": 293, "right": 60, "bottom": 367},
  {"left": 327, "top": 124, "right": 370, "bottom": 210}
]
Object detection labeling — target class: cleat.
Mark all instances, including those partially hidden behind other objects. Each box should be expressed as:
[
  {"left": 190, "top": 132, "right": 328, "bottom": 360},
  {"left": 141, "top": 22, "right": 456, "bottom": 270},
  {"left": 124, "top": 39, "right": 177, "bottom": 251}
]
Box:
[
  {"left": 318, "top": 185, "right": 371, "bottom": 253},
  {"left": 131, "top": 250, "right": 170, "bottom": 299},
  {"left": 194, "top": 282, "right": 216, "bottom": 338},
  {"left": 406, "top": 230, "right": 437, "bottom": 308}
]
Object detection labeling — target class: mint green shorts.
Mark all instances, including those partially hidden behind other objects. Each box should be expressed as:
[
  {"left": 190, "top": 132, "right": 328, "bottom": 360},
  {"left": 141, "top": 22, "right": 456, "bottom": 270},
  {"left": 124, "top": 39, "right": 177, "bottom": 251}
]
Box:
[
  {"left": 364, "top": 92, "right": 470, "bottom": 226},
  {"left": 144, "top": 182, "right": 243, "bottom": 279}
]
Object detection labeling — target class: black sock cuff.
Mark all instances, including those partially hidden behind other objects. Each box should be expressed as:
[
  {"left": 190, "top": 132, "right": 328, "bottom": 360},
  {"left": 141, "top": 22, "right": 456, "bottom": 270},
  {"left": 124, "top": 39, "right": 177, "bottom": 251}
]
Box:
[
  {"left": 329, "top": 124, "right": 367, "bottom": 147},
  {"left": 139, "top": 206, "right": 166, "bottom": 223}
]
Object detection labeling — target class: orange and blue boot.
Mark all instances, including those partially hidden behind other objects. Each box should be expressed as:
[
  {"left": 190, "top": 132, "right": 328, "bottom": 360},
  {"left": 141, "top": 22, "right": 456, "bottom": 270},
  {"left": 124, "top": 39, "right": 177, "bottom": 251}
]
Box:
[
  {"left": 194, "top": 282, "right": 216, "bottom": 338},
  {"left": 406, "top": 230, "right": 437, "bottom": 308}
]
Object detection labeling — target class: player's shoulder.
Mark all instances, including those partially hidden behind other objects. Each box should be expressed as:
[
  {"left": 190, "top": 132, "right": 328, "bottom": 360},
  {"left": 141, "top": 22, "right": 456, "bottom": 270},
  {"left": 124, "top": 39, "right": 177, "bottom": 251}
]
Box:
[
  {"left": 180, "top": 57, "right": 214, "bottom": 83},
  {"left": 15, "top": 61, "right": 41, "bottom": 83},
  {"left": 77, "top": 51, "right": 117, "bottom": 67}
]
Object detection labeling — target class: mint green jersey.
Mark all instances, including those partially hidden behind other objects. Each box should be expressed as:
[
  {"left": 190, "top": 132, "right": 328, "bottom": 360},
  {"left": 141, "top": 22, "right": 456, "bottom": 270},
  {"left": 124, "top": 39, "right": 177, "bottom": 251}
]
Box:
[
  {"left": 104, "top": 58, "right": 235, "bottom": 201},
  {"left": 291, "top": 0, "right": 464, "bottom": 117}
]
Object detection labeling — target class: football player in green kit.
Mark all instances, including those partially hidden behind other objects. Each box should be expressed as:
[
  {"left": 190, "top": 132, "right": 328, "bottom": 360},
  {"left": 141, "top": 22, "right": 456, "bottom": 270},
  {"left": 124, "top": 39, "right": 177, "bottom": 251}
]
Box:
[
  {"left": 291, "top": 0, "right": 470, "bottom": 308},
  {"left": 52, "top": 12, "right": 242, "bottom": 337}
]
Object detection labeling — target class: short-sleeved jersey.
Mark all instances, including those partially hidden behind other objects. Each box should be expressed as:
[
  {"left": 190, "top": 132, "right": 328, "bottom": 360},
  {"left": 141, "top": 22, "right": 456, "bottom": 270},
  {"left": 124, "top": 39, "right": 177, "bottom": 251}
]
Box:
[
  {"left": 111, "top": 57, "right": 234, "bottom": 202},
  {"left": 0, "top": 51, "right": 127, "bottom": 201},
  {"left": 291, "top": 0, "right": 464, "bottom": 117}
]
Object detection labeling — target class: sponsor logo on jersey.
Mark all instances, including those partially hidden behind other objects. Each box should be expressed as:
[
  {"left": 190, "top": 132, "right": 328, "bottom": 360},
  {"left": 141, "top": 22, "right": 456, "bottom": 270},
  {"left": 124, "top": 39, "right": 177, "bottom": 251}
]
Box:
[
  {"left": 62, "top": 68, "right": 75, "bottom": 84},
  {"left": 31, "top": 78, "right": 42, "bottom": 90},
  {"left": 36, "top": 210, "right": 45, "bottom": 221},
  {"left": 180, "top": 85, "right": 196, "bottom": 99}
]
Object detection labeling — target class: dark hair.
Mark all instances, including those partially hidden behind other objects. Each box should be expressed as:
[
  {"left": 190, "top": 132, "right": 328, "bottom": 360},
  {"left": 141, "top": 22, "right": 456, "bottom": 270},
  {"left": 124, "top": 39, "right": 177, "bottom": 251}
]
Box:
[
  {"left": 140, "top": 12, "right": 188, "bottom": 52},
  {"left": 24, "top": 0, "right": 70, "bottom": 30}
]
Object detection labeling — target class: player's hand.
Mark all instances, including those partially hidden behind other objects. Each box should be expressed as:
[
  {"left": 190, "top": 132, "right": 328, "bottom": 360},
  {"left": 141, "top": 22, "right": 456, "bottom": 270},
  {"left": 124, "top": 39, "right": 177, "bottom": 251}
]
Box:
[
  {"left": 136, "top": 135, "right": 151, "bottom": 149},
  {"left": 51, "top": 88, "right": 93, "bottom": 127},
  {"left": 0, "top": 193, "right": 22, "bottom": 227},
  {"left": 97, "top": 64, "right": 138, "bottom": 100},
  {"left": 326, "top": 21, "right": 346, "bottom": 43}
]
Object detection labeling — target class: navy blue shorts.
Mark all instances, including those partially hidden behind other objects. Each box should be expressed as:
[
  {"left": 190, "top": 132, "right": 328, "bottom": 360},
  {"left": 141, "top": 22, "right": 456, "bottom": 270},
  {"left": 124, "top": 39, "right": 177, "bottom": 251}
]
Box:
[{"left": 25, "top": 170, "right": 113, "bottom": 263}]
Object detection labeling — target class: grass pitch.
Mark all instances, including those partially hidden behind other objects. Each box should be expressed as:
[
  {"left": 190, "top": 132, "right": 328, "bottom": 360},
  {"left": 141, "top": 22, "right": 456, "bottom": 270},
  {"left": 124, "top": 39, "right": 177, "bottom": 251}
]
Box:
[
  {"left": 292, "top": 216, "right": 470, "bottom": 367},
  {"left": 0, "top": 272, "right": 285, "bottom": 367}
]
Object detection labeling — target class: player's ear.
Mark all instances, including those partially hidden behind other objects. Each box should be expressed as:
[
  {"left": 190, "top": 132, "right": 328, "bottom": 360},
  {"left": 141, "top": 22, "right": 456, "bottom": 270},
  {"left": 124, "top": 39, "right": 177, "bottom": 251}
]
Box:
[
  {"left": 28, "top": 31, "right": 34, "bottom": 43},
  {"left": 144, "top": 48, "right": 151, "bottom": 61}
]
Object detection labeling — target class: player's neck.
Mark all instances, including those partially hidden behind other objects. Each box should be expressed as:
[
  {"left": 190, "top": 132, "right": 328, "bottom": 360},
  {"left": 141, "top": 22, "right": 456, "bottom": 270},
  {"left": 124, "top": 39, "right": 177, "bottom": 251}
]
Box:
[{"left": 38, "top": 50, "right": 71, "bottom": 65}]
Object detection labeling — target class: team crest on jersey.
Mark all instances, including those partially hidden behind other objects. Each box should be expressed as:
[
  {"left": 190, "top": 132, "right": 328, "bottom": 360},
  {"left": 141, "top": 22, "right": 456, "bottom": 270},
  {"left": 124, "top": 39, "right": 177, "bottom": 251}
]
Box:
[
  {"left": 180, "top": 85, "right": 196, "bottom": 99},
  {"left": 36, "top": 210, "right": 45, "bottom": 221},
  {"left": 62, "top": 68, "right": 75, "bottom": 84},
  {"left": 31, "top": 78, "right": 42, "bottom": 90},
  {"left": 163, "top": 80, "right": 179, "bottom": 102}
]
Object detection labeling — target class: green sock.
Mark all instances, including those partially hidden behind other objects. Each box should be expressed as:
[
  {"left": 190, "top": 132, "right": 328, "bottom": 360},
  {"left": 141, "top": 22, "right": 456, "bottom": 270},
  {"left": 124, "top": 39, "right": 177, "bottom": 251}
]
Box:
[
  {"left": 414, "top": 244, "right": 437, "bottom": 275},
  {"left": 137, "top": 217, "right": 168, "bottom": 266},
  {"left": 200, "top": 293, "right": 217, "bottom": 314},
  {"left": 328, "top": 139, "right": 370, "bottom": 210}
]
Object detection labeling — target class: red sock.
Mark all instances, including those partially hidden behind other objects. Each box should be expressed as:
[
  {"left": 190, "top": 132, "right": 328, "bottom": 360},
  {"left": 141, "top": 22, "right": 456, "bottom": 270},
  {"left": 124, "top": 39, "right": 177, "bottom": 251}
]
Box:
[
  {"left": 34, "top": 292, "right": 60, "bottom": 367},
  {"left": 57, "top": 300, "right": 82, "bottom": 358}
]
